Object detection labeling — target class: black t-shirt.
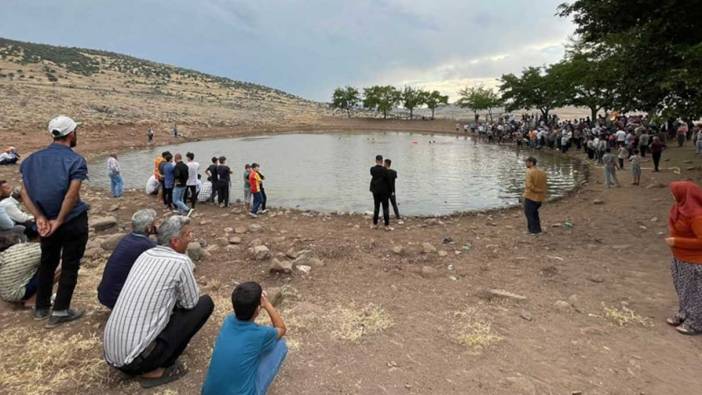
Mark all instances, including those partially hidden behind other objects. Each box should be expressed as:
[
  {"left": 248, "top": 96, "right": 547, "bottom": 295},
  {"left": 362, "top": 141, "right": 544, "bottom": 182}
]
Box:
[
  {"left": 386, "top": 169, "right": 397, "bottom": 193},
  {"left": 369, "top": 165, "right": 391, "bottom": 196},
  {"left": 217, "top": 165, "right": 231, "bottom": 183},
  {"left": 207, "top": 164, "right": 219, "bottom": 183},
  {"left": 174, "top": 162, "right": 189, "bottom": 187}
]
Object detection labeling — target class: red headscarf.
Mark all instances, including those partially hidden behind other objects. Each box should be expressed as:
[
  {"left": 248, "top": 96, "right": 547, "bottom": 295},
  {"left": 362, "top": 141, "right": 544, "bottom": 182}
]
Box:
[{"left": 669, "top": 181, "right": 702, "bottom": 229}]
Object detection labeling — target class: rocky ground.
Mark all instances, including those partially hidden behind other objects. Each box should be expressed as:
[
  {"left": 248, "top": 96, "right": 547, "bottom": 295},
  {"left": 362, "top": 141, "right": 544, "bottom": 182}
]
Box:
[{"left": 1, "top": 119, "right": 701, "bottom": 395}]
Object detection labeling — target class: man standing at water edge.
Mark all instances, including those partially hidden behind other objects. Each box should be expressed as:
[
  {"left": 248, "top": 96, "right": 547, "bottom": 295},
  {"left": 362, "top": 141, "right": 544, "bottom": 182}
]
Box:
[
  {"left": 522, "top": 156, "right": 547, "bottom": 235},
  {"left": 384, "top": 159, "right": 401, "bottom": 222},
  {"left": 107, "top": 153, "right": 123, "bottom": 198},
  {"left": 185, "top": 152, "right": 199, "bottom": 208},
  {"left": 370, "top": 155, "right": 392, "bottom": 231},
  {"left": 20, "top": 115, "right": 89, "bottom": 327},
  {"left": 172, "top": 154, "right": 193, "bottom": 216}
]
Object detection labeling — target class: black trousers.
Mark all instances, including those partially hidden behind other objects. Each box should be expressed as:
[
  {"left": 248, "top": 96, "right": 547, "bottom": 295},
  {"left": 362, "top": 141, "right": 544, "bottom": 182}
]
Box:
[
  {"left": 37, "top": 212, "right": 89, "bottom": 311},
  {"left": 373, "top": 193, "right": 390, "bottom": 226},
  {"left": 163, "top": 188, "right": 173, "bottom": 208},
  {"left": 119, "top": 295, "right": 214, "bottom": 376},
  {"left": 523, "top": 198, "right": 542, "bottom": 234},
  {"left": 653, "top": 152, "right": 662, "bottom": 171},
  {"left": 260, "top": 187, "right": 267, "bottom": 211},
  {"left": 639, "top": 144, "right": 647, "bottom": 157},
  {"left": 217, "top": 182, "right": 229, "bottom": 207},
  {"left": 185, "top": 186, "right": 198, "bottom": 208},
  {"left": 389, "top": 193, "right": 400, "bottom": 219}
]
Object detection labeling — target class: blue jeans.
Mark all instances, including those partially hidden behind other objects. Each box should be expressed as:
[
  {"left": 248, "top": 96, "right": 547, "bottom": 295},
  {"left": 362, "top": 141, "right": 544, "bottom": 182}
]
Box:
[
  {"left": 172, "top": 186, "right": 190, "bottom": 214},
  {"left": 251, "top": 191, "right": 263, "bottom": 214},
  {"left": 109, "top": 174, "right": 123, "bottom": 197},
  {"left": 255, "top": 339, "right": 287, "bottom": 395}
]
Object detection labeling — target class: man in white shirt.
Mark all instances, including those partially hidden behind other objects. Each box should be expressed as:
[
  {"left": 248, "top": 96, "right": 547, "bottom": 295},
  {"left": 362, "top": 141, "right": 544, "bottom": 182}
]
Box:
[
  {"left": 615, "top": 129, "right": 626, "bottom": 144},
  {"left": 0, "top": 181, "right": 36, "bottom": 238},
  {"left": 103, "top": 215, "right": 213, "bottom": 389},
  {"left": 185, "top": 152, "right": 200, "bottom": 208}
]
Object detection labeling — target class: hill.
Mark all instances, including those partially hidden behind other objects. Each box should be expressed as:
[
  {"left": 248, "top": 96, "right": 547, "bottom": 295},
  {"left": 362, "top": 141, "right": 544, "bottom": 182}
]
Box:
[{"left": 0, "top": 37, "right": 331, "bottom": 132}]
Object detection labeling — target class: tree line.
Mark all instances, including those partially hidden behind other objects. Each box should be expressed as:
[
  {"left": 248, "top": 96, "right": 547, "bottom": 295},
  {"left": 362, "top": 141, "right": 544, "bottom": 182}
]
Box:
[{"left": 334, "top": 0, "right": 701, "bottom": 122}]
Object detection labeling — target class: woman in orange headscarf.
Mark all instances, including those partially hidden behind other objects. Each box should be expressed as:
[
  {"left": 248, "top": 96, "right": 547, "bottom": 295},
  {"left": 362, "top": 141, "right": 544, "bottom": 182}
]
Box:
[{"left": 666, "top": 181, "right": 702, "bottom": 334}]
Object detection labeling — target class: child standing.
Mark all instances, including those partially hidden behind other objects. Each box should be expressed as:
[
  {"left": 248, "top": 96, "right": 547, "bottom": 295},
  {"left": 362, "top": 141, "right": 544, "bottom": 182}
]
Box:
[
  {"left": 243, "top": 164, "right": 252, "bottom": 208},
  {"left": 617, "top": 144, "right": 627, "bottom": 169},
  {"left": 629, "top": 149, "right": 642, "bottom": 186}
]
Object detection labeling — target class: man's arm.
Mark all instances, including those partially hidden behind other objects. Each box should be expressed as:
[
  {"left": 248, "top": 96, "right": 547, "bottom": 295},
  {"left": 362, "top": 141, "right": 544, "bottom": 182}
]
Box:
[
  {"left": 20, "top": 185, "right": 49, "bottom": 236},
  {"left": 261, "top": 293, "right": 286, "bottom": 338},
  {"left": 47, "top": 179, "right": 82, "bottom": 236}
]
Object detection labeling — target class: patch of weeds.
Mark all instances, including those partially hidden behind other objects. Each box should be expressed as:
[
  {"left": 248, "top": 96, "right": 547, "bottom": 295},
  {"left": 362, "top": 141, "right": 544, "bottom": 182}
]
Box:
[
  {"left": 331, "top": 303, "right": 393, "bottom": 342},
  {"left": 602, "top": 303, "right": 653, "bottom": 327},
  {"left": 450, "top": 308, "right": 503, "bottom": 351}
]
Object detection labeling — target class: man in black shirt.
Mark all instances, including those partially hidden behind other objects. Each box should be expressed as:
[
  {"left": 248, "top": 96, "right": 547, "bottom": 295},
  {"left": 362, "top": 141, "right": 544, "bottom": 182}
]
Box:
[
  {"left": 384, "top": 159, "right": 401, "bottom": 220},
  {"left": 369, "top": 155, "right": 392, "bottom": 230},
  {"left": 216, "top": 156, "right": 232, "bottom": 208},
  {"left": 206, "top": 157, "right": 219, "bottom": 203},
  {"left": 172, "top": 153, "right": 192, "bottom": 215}
]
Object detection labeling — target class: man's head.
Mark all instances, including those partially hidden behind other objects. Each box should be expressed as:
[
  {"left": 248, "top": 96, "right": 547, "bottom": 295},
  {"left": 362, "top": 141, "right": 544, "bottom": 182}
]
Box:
[
  {"left": 186, "top": 152, "right": 194, "bottom": 161},
  {"left": 48, "top": 115, "right": 79, "bottom": 147},
  {"left": 245, "top": 164, "right": 251, "bottom": 170},
  {"left": 164, "top": 152, "right": 173, "bottom": 162},
  {"left": 174, "top": 153, "right": 182, "bottom": 162},
  {"left": 231, "top": 281, "right": 263, "bottom": 321},
  {"left": 375, "top": 155, "right": 383, "bottom": 165},
  {"left": 0, "top": 180, "right": 11, "bottom": 199},
  {"left": 384, "top": 159, "right": 392, "bottom": 168},
  {"left": 219, "top": 156, "right": 226, "bottom": 164},
  {"left": 251, "top": 163, "right": 259, "bottom": 170},
  {"left": 131, "top": 208, "right": 158, "bottom": 236},
  {"left": 211, "top": 156, "right": 218, "bottom": 164},
  {"left": 525, "top": 157, "right": 537, "bottom": 168},
  {"left": 162, "top": 151, "right": 171, "bottom": 159},
  {"left": 157, "top": 215, "right": 192, "bottom": 253},
  {"left": 110, "top": 153, "right": 117, "bottom": 159}
]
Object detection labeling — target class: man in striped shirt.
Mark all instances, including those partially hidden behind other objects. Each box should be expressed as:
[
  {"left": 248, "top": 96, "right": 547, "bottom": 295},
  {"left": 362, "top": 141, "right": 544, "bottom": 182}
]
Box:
[
  {"left": 0, "top": 243, "right": 41, "bottom": 306},
  {"left": 103, "top": 215, "right": 213, "bottom": 389}
]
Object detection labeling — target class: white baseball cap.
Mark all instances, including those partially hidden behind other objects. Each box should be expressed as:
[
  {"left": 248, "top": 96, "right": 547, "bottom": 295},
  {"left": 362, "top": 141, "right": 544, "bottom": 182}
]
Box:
[{"left": 48, "top": 115, "right": 79, "bottom": 137}]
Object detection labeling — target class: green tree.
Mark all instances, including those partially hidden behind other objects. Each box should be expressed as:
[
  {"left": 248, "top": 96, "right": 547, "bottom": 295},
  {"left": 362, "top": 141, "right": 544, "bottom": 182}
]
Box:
[
  {"left": 456, "top": 86, "right": 503, "bottom": 122},
  {"left": 499, "top": 66, "right": 566, "bottom": 120},
  {"left": 423, "top": 90, "right": 449, "bottom": 120},
  {"left": 363, "top": 85, "right": 401, "bottom": 119},
  {"left": 558, "top": 0, "right": 702, "bottom": 118},
  {"left": 401, "top": 86, "right": 427, "bottom": 119},
  {"left": 331, "top": 86, "right": 360, "bottom": 118}
]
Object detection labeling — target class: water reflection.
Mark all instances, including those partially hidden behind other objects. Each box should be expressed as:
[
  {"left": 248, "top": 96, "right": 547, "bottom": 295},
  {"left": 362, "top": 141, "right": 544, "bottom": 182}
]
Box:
[{"left": 88, "top": 132, "right": 585, "bottom": 216}]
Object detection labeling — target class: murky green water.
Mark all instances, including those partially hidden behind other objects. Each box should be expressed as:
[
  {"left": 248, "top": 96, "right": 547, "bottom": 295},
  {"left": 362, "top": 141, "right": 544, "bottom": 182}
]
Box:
[{"left": 88, "top": 132, "right": 584, "bottom": 216}]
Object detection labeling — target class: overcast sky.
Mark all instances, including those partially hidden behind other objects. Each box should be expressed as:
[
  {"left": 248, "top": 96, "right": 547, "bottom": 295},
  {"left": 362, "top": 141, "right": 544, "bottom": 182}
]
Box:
[{"left": 1, "top": 0, "right": 574, "bottom": 101}]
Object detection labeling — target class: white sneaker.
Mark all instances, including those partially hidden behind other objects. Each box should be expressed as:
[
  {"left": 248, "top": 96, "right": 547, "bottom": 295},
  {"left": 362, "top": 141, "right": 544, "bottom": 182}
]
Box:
[
  {"left": 261, "top": 209, "right": 268, "bottom": 214},
  {"left": 249, "top": 212, "right": 258, "bottom": 218},
  {"left": 187, "top": 209, "right": 194, "bottom": 217}
]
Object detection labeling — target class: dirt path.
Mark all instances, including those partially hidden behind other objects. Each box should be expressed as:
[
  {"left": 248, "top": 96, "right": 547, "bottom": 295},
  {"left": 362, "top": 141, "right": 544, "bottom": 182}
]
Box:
[{"left": 1, "top": 120, "right": 701, "bottom": 394}]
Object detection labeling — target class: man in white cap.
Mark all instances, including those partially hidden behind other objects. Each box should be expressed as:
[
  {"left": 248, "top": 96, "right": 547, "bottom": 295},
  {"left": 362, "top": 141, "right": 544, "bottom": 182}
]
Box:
[{"left": 19, "top": 115, "right": 89, "bottom": 328}]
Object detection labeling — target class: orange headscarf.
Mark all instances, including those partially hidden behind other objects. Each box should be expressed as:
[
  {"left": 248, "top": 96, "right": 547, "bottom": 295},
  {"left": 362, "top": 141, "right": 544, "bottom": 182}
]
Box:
[{"left": 669, "top": 181, "right": 702, "bottom": 229}]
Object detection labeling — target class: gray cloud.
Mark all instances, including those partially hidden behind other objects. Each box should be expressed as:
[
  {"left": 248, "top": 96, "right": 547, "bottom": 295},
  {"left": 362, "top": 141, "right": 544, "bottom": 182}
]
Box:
[{"left": 0, "top": 0, "right": 573, "bottom": 101}]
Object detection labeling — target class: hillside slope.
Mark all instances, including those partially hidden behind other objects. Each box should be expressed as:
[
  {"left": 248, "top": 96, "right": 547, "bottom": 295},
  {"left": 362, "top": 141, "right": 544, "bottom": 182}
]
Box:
[{"left": 0, "top": 37, "right": 331, "bottom": 132}]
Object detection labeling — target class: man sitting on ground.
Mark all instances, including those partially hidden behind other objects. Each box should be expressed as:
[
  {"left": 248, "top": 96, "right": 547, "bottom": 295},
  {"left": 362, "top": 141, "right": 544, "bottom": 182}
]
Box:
[
  {"left": 0, "top": 146, "right": 20, "bottom": 165},
  {"left": 97, "top": 209, "right": 158, "bottom": 310},
  {"left": 0, "top": 181, "right": 37, "bottom": 238},
  {"left": 0, "top": 243, "right": 41, "bottom": 307},
  {"left": 202, "top": 281, "right": 287, "bottom": 395},
  {"left": 103, "top": 215, "right": 213, "bottom": 389}
]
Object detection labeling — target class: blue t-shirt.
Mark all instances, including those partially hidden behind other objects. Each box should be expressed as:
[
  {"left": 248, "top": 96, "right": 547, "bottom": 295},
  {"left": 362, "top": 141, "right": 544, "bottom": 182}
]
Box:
[
  {"left": 202, "top": 315, "right": 278, "bottom": 395},
  {"left": 97, "top": 233, "right": 156, "bottom": 309},
  {"left": 163, "top": 162, "right": 175, "bottom": 189},
  {"left": 20, "top": 143, "right": 88, "bottom": 221}
]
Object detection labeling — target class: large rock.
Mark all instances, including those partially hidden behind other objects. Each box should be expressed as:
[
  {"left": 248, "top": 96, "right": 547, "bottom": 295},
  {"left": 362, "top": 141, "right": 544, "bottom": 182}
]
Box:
[
  {"left": 187, "top": 242, "right": 206, "bottom": 262},
  {"left": 252, "top": 245, "right": 271, "bottom": 261},
  {"left": 269, "top": 259, "right": 292, "bottom": 274},
  {"left": 248, "top": 224, "right": 263, "bottom": 233},
  {"left": 100, "top": 232, "right": 127, "bottom": 251},
  {"left": 234, "top": 226, "right": 248, "bottom": 234},
  {"left": 420, "top": 265, "right": 439, "bottom": 278},
  {"left": 228, "top": 236, "right": 242, "bottom": 245},
  {"left": 215, "top": 237, "right": 229, "bottom": 247},
  {"left": 90, "top": 216, "right": 118, "bottom": 231},
  {"left": 479, "top": 288, "right": 527, "bottom": 302}
]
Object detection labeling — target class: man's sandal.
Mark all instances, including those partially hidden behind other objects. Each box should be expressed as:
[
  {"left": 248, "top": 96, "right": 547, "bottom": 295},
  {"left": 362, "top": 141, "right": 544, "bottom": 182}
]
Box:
[
  {"left": 139, "top": 361, "right": 188, "bottom": 389},
  {"left": 676, "top": 323, "right": 702, "bottom": 336},
  {"left": 666, "top": 315, "right": 685, "bottom": 326}
]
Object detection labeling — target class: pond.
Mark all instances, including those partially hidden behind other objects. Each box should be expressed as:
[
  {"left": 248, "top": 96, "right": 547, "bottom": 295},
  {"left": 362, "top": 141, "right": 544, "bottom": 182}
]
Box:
[{"left": 88, "top": 132, "right": 585, "bottom": 216}]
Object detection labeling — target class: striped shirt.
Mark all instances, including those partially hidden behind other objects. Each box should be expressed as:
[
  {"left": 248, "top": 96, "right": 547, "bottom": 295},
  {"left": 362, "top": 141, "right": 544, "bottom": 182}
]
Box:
[
  {"left": 103, "top": 246, "right": 200, "bottom": 367},
  {"left": 0, "top": 243, "right": 41, "bottom": 302}
]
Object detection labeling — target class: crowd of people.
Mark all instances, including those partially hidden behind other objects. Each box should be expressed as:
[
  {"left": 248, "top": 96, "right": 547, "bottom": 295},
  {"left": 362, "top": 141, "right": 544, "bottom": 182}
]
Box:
[{"left": 2, "top": 113, "right": 702, "bottom": 391}]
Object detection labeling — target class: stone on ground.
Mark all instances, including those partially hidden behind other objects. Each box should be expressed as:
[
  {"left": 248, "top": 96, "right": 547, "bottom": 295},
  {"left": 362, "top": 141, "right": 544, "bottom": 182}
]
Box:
[
  {"left": 270, "top": 259, "right": 293, "bottom": 274},
  {"left": 228, "top": 236, "right": 242, "bottom": 245},
  {"left": 187, "top": 241, "right": 206, "bottom": 262},
  {"left": 90, "top": 216, "right": 118, "bottom": 231},
  {"left": 252, "top": 245, "right": 271, "bottom": 261},
  {"left": 422, "top": 242, "right": 437, "bottom": 254}
]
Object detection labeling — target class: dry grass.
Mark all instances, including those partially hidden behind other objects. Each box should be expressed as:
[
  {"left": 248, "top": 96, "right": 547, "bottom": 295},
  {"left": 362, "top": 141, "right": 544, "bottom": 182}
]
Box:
[
  {"left": 451, "top": 308, "right": 503, "bottom": 351},
  {"left": 602, "top": 304, "right": 654, "bottom": 327},
  {"left": 0, "top": 326, "right": 110, "bottom": 394},
  {"left": 331, "top": 303, "right": 393, "bottom": 342}
]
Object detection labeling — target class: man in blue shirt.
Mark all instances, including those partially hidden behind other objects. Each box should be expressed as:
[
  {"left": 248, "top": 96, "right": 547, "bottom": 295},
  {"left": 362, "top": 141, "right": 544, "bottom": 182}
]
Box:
[
  {"left": 19, "top": 115, "right": 89, "bottom": 328},
  {"left": 97, "top": 209, "right": 158, "bottom": 309},
  {"left": 202, "top": 282, "right": 288, "bottom": 395}
]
